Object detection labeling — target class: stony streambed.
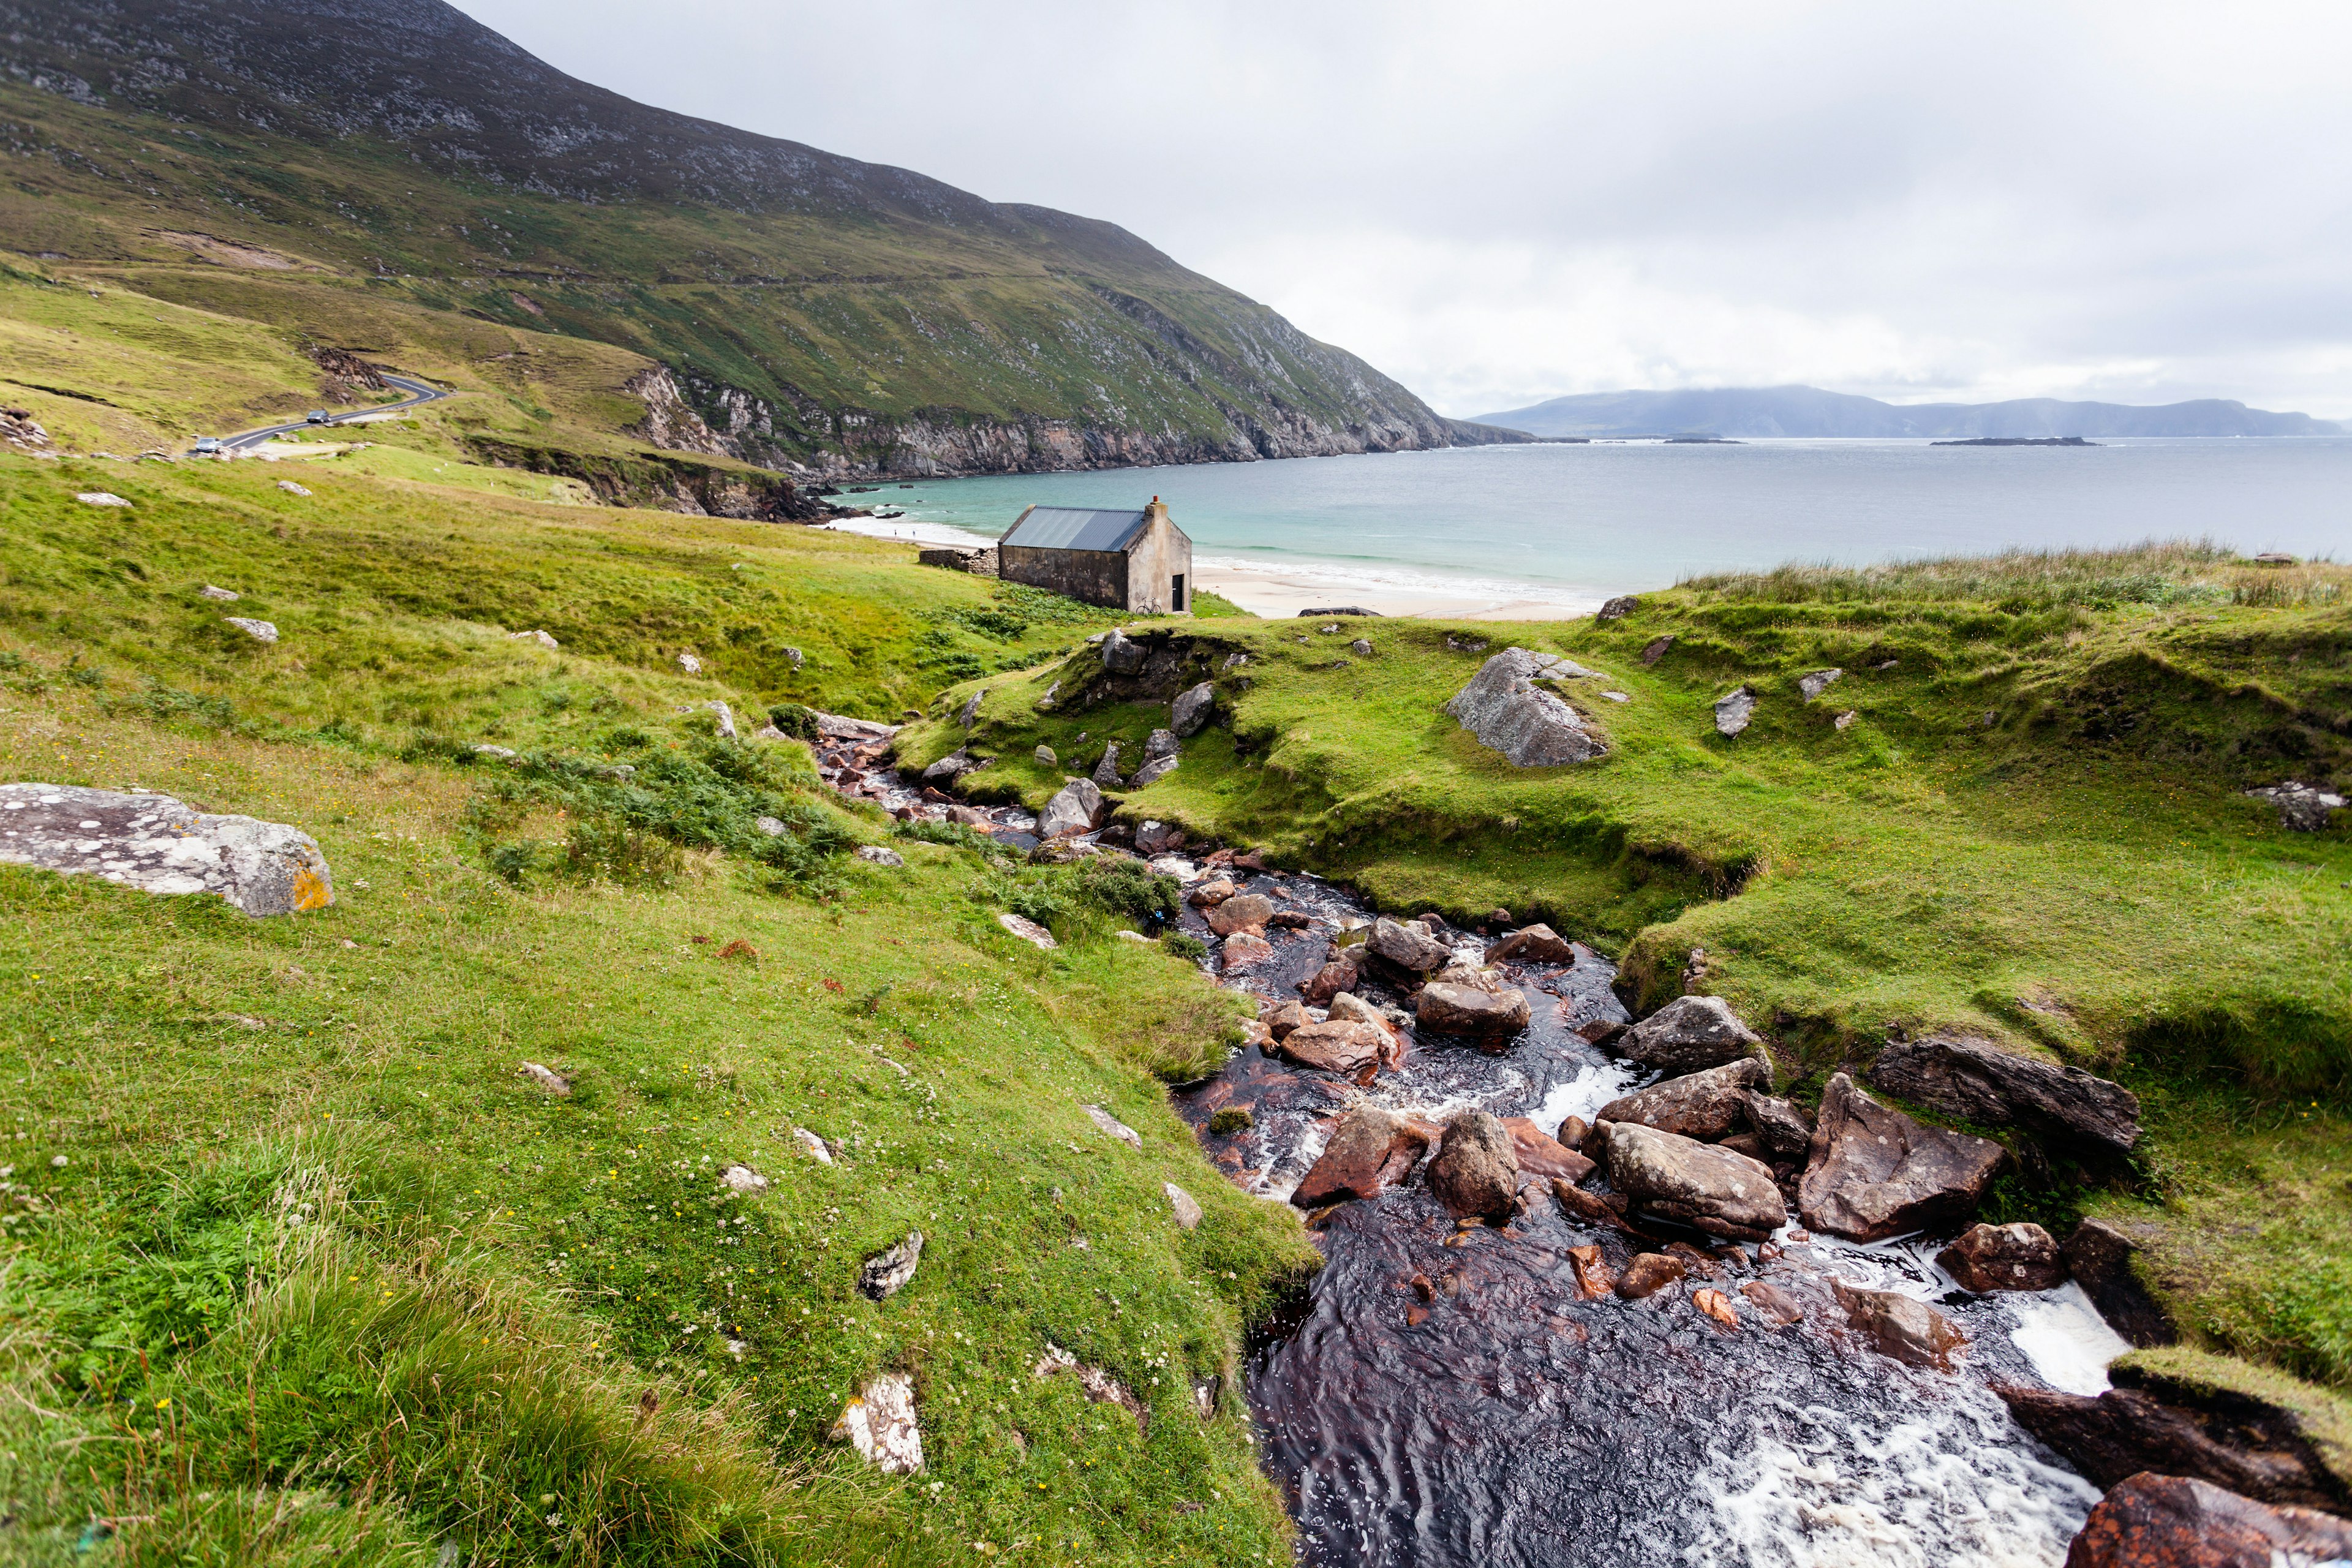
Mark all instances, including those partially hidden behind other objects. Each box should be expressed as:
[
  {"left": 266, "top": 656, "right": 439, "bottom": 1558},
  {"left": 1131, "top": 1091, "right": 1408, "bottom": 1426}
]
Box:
[{"left": 818, "top": 729, "right": 2126, "bottom": 1567}]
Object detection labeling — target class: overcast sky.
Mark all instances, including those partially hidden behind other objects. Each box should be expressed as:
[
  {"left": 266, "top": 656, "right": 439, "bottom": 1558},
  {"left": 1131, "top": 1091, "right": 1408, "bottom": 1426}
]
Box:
[{"left": 452, "top": 0, "right": 2352, "bottom": 420}]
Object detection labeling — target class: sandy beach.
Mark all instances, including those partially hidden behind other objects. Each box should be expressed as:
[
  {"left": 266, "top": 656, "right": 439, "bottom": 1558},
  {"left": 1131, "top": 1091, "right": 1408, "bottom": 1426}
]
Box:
[{"left": 820, "top": 516, "right": 1604, "bottom": 621}]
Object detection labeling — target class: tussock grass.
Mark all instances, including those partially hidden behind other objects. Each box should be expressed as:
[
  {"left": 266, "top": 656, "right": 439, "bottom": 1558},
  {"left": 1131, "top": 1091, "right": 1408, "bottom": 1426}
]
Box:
[{"left": 1680, "top": 538, "right": 2351, "bottom": 609}]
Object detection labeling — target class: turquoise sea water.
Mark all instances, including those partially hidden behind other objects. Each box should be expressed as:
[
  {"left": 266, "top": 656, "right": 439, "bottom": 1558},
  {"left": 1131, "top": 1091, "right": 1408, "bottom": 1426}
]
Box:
[{"left": 857, "top": 438, "right": 2352, "bottom": 601}]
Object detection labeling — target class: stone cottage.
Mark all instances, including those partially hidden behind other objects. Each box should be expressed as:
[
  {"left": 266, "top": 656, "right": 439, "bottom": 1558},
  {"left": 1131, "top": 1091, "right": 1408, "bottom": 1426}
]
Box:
[{"left": 995, "top": 497, "right": 1193, "bottom": 614}]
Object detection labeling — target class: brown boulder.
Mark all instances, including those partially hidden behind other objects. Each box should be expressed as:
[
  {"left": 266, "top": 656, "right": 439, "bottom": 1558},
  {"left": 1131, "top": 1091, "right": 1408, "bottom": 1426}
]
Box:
[
  {"left": 1207, "top": 894, "right": 1275, "bottom": 937},
  {"left": 2064, "top": 1473, "right": 2352, "bottom": 1568},
  {"left": 1187, "top": 879, "right": 1237, "bottom": 907},
  {"left": 1367, "top": 916, "right": 1450, "bottom": 973},
  {"left": 1279, "top": 1019, "right": 1390, "bottom": 1074},
  {"left": 1605, "top": 1121, "right": 1789, "bottom": 1242},
  {"left": 1261, "top": 1000, "right": 1308, "bottom": 1041},
  {"left": 1615, "top": 1253, "right": 1687, "bottom": 1300},
  {"left": 1552, "top": 1178, "right": 1632, "bottom": 1232},
  {"left": 1326, "top": 990, "right": 1391, "bottom": 1030},
  {"left": 1427, "top": 1110, "right": 1520, "bottom": 1220},
  {"left": 1741, "top": 1280, "right": 1806, "bottom": 1325},
  {"left": 1871, "top": 1031, "right": 2141, "bottom": 1157},
  {"left": 1833, "top": 1279, "right": 1966, "bottom": 1368},
  {"left": 2066, "top": 1219, "right": 2177, "bottom": 1348},
  {"left": 1742, "top": 1091, "right": 1815, "bottom": 1159},
  {"left": 1219, "top": 932, "right": 1277, "bottom": 971},
  {"left": 1487, "top": 923, "right": 1578, "bottom": 964},
  {"left": 1556, "top": 1114, "right": 1591, "bottom": 1150},
  {"left": 1300, "top": 958, "right": 1359, "bottom": 1002},
  {"left": 1501, "top": 1117, "right": 1597, "bottom": 1182},
  {"left": 1692, "top": 1288, "right": 1741, "bottom": 1330},
  {"left": 1596, "top": 1056, "right": 1771, "bottom": 1142},
  {"left": 1292, "top": 1107, "right": 1431, "bottom": 1207},
  {"left": 1417, "top": 981, "right": 1532, "bottom": 1038},
  {"left": 1798, "top": 1073, "right": 2007, "bottom": 1242},
  {"left": 1621, "top": 995, "right": 1765, "bottom": 1073},
  {"left": 1939, "top": 1221, "right": 2067, "bottom": 1293}
]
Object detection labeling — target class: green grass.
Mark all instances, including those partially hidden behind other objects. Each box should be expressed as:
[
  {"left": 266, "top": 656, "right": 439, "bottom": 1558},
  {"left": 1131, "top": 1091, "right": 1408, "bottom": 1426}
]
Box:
[
  {"left": 905, "top": 556, "right": 2352, "bottom": 1385},
  {"left": 0, "top": 455, "right": 1310, "bottom": 1565}
]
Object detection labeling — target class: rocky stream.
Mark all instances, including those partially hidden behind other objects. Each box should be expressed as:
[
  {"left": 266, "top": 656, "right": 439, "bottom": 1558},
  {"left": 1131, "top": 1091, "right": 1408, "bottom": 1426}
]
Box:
[{"left": 812, "top": 720, "right": 2154, "bottom": 1568}]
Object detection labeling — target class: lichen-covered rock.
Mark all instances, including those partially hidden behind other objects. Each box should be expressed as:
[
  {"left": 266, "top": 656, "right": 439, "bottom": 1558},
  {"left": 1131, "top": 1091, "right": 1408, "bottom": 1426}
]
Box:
[
  {"left": 1605, "top": 1121, "right": 1787, "bottom": 1241},
  {"left": 2063, "top": 1473, "right": 2352, "bottom": 1568},
  {"left": 858, "top": 1232, "right": 925, "bottom": 1300},
  {"left": 831, "top": 1372, "right": 923, "bottom": 1472},
  {"left": 1621, "top": 995, "right": 1765, "bottom": 1073},
  {"left": 1033, "top": 744, "right": 1058, "bottom": 766},
  {"left": 1091, "top": 742, "right": 1124, "bottom": 788},
  {"left": 1798, "top": 1074, "right": 2006, "bottom": 1242},
  {"left": 1444, "top": 648, "right": 1608, "bottom": 766},
  {"left": 707, "top": 700, "right": 737, "bottom": 740},
  {"left": 1367, "top": 916, "right": 1450, "bottom": 973},
  {"left": 1100, "top": 629, "right": 1146, "bottom": 674},
  {"left": 1163, "top": 1182, "right": 1203, "bottom": 1229},
  {"left": 1486, "top": 922, "right": 1578, "bottom": 964},
  {"left": 1206, "top": 894, "right": 1274, "bottom": 937},
  {"left": 0, "top": 783, "right": 332, "bottom": 916},
  {"left": 997, "top": 911, "right": 1058, "bottom": 949},
  {"left": 225, "top": 616, "right": 279, "bottom": 643},
  {"left": 1129, "top": 756, "right": 1178, "bottom": 788},
  {"left": 1799, "top": 668, "right": 1843, "bottom": 700},
  {"left": 1084, "top": 1104, "right": 1142, "bottom": 1147},
  {"left": 510, "top": 628, "right": 559, "bottom": 650},
  {"left": 1415, "top": 980, "right": 1531, "bottom": 1038},
  {"left": 1279, "top": 1019, "right": 1389, "bottom": 1074},
  {"left": 855, "top": 845, "right": 904, "bottom": 867},
  {"left": 1142, "top": 728, "right": 1179, "bottom": 761},
  {"left": 2245, "top": 781, "right": 2348, "bottom": 833},
  {"left": 1713, "top": 686, "right": 1755, "bottom": 736}
]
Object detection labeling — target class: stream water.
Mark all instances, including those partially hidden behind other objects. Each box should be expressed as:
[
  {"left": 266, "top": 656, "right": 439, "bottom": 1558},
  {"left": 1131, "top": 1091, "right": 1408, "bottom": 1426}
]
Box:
[{"left": 813, "top": 724, "right": 2127, "bottom": 1567}]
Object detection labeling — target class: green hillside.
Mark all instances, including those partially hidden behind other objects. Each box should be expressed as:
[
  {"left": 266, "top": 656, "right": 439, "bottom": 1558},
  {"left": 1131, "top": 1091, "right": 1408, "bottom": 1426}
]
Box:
[{"left": 0, "top": 0, "right": 1518, "bottom": 476}]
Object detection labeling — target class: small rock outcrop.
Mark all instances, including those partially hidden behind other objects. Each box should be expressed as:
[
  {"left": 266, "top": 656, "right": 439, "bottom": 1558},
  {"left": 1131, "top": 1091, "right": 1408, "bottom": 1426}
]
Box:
[
  {"left": 1100, "top": 629, "right": 1147, "bottom": 674},
  {"left": 997, "top": 912, "right": 1058, "bottom": 949},
  {"left": 1037, "top": 778, "right": 1105, "bottom": 839},
  {"left": 922, "top": 748, "right": 979, "bottom": 783},
  {"left": 1620, "top": 995, "right": 1765, "bottom": 1074},
  {"left": 1939, "top": 1222, "right": 2067, "bottom": 1292},
  {"left": 1869, "top": 1033, "right": 2141, "bottom": 1155},
  {"left": 1084, "top": 1104, "right": 1142, "bottom": 1148},
  {"left": 2065, "top": 1218, "right": 2177, "bottom": 1348},
  {"left": 2245, "top": 781, "right": 2347, "bottom": 833},
  {"left": 0, "top": 783, "right": 332, "bottom": 916},
  {"left": 1427, "top": 1110, "right": 1520, "bottom": 1221},
  {"left": 1798, "top": 668, "right": 1842, "bottom": 700},
  {"left": 858, "top": 1232, "right": 925, "bottom": 1300},
  {"left": 509, "top": 628, "right": 559, "bottom": 650},
  {"left": 225, "top": 617, "right": 279, "bottom": 643},
  {"left": 1595, "top": 595, "right": 1640, "bottom": 621},
  {"left": 1207, "top": 894, "right": 1274, "bottom": 937},
  {"left": 200, "top": 584, "right": 241, "bottom": 601},
  {"left": 2062, "top": 1473, "right": 2352, "bottom": 1568},
  {"left": 1444, "top": 648, "right": 1608, "bottom": 766},
  {"left": 1499, "top": 1117, "right": 1593, "bottom": 1182},
  {"left": 1170, "top": 681, "right": 1216, "bottom": 737},
  {"left": 831, "top": 1372, "right": 922, "bottom": 1473},
  {"left": 708, "top": 701, "right": 738, "bottom": 740},
  {"left": 1596, "top": 1056, "right": 1772, "bottom": 1142},
  {"left": 1292, "top": 1106, "right": 1430, "bottom": 1206},
  {"left": 1798, "top": 1074, "right": 2007, "bottom": 1242},
  {"left": 854, "top": 845, "right": 904, "bottom": 867},
  {"left": 1713, "top": 687, "right": 1755, "bottom": 736},
  {"left": 1604, "top": 1122, "right": 1787, "bottom": 1241},
  {"left": 1164, "top": 1182, "right": 1204, "bottom": 1230},
  {"left": 1833, "top": 1280, "right": 1966, "bottom": 1368},
  {"left": 1143, "top": 728, "right": 1180, "bottom": 761},
  {"left": 1091, "top": 742, "right": 1125, "bottom": 788},
  {"left": 1129, "top": 756, "right": 1178, "bottom": 788},
  {"left": 1279, "top": 1019, "right": 1389, "bottom": 1074}
]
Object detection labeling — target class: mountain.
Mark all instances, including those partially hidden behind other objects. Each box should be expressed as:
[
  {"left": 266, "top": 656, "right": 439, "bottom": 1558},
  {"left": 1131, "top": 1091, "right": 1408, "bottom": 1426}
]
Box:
[
  {"left": 0, "top": 0, "right": 1523, "bottom": 475},
  {"left": 1474, "top": 385, "right": 2348, "bottom": 440}
]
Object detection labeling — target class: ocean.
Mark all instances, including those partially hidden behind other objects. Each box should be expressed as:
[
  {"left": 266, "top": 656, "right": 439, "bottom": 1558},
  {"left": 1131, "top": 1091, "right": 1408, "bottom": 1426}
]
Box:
[{"left": 826, "top": 437, "right": 2352, "bottom": 616}]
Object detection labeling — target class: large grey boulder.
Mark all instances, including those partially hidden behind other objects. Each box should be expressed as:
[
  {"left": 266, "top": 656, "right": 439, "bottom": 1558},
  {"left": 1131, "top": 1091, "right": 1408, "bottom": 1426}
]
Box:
[
  {"left": 1142, "top": 728, "right": 1180, "bottom": 761},
  {"left": 1170, "top": 681, "right": 1216, "bottom": 737},
  {"left": 1798, "top": 1073, "right": 2006, "bottom": 1242},
  {"left": 922, "top": 748, "right": 979, "bottom": 783},
  {"left": 1416, "top": 981, "right": 1531, "bottom": 1038},
  {"left": 1100, "top": 629, "right": 1147, "bottom": 674},
  {"left": 1798, "top": 668, "right": 1842, "bottom": 701},
  {"left": 1621, "top": 995, "right": 1765, "bottom": 1073},
  {"left": 1444, "top": 648, "right": 1608, "bottom": 766},
  {"left": 1604, "top": 1121, "right": 1787, "bottom": 1241},
  {"left": 1869, "top": 1032, "right": 2141, "bottom": 1155},
  {"left": 1596, "top": 1056, "right": 1771, "bottom": 1142},
  {"left": 1037, "top": 778, "right": 1105, "bottom": 839},
  {"left": 1091, "top": 742, "right": 1124, "bottom": 788},
  {"left": 0, "top": 783, "right": 333, "bottom": 916},
  {"left": 1366, "top": 916, "right": 1450, "bottom": 973},
  {"left": 858, "top": 1232, "right": 924, "bottom": 1301},
  {"left": 1833, "top": 1280, "right": 1966, "bottom": 1368},
  {"left": 1713, "top": 687, "right": 1755, "bottom": 736},
  {"left": 1129, "top": 756, "right": 1178, "bottom": 788}
]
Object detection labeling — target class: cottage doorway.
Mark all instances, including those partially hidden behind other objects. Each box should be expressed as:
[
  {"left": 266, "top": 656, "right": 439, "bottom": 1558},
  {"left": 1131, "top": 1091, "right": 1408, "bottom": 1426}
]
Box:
[{"left": 1172, "top": 574, "right": 1186, "bottom": 611}]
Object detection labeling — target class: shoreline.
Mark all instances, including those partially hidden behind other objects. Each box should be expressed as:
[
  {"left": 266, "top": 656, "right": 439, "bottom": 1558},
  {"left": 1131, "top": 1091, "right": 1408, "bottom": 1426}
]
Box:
[{"left": 818, "top": 516, "right": 1607, "bottom": 620}]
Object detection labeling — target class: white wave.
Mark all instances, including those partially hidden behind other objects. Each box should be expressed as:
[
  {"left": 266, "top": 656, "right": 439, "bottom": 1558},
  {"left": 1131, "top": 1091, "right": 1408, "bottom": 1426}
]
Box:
[
  {"left": 1533, "top": 1060, "right": 1646, "bottom": 1135},
  {"left": 1683, "top": 1385, "right": 2098, "bottom": 1568}
]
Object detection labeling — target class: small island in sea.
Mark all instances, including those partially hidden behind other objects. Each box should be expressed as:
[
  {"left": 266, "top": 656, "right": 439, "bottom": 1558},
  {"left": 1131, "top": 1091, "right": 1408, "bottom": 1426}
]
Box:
[{"left": 1931, "top": 435, "right": 2100, "bottom": 447}]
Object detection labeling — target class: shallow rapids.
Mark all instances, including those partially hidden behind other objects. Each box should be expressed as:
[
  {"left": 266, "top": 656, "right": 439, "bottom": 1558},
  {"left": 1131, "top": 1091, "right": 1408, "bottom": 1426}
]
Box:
[{"left": 818, "top": 736, "right": 2116, "bottom": 1567}]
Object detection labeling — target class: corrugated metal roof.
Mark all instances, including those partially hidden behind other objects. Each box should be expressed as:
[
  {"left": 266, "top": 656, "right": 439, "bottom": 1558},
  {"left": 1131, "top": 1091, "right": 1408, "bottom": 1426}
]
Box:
[{"left": 1000, "top": 505, "right": 1150, "bottom": 553}]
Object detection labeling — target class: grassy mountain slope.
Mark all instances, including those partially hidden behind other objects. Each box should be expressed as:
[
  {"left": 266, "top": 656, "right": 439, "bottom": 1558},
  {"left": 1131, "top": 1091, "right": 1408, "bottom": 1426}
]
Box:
[
  {"left": 0, "top": 447, "right": 1322, "bottom": 1564},
  {"left": 0, "top": 0, "right": 1518, "bottom": 476},
  {"left": 904, "top": 545, "right": 2352, "bottom": 1386}
]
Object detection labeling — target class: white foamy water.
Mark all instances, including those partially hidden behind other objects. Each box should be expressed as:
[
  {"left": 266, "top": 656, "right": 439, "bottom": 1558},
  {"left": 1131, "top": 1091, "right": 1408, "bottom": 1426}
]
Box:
[
  {"left": 1683, "top": 1386, "right": 2100, "bottom": 1568},
  {"left": 1533, "top": 1060, "right": 1646, "bottom": 1135},
  {"left": 2007, "top": 1284, "right": 2132, "bottom": 1396}
]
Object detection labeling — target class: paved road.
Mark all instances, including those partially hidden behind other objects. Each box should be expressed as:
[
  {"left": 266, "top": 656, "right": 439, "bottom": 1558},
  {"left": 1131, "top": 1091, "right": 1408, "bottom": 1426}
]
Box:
[{"left": 204, "top": 372, "right": 450, "bottom": 454}]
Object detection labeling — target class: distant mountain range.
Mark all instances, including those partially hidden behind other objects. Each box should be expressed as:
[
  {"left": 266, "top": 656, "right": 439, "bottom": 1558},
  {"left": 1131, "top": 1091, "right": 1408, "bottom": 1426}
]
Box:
[{"left": 1473, "top": 385, "right": 2348, "bottom": 440}]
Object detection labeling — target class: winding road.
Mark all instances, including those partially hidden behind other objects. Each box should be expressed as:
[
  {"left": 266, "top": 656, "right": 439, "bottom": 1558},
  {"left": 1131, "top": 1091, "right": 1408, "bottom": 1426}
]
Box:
[{"left": 204, "top": 372, "right": 451, "bottom": 453}]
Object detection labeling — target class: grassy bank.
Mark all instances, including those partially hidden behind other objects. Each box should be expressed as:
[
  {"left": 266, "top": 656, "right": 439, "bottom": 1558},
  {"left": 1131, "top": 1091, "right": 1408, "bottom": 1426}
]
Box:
[
  {"left": 907, "top": 543, "right": 2352, "bottom": 1383},
  {"left": 0, "top": 453, "right": 1312, "bottom": 1565}
]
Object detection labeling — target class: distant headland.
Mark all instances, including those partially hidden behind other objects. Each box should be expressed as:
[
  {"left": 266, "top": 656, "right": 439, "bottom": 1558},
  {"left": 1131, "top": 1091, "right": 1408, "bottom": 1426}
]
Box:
[{"left": 1474, "top": 385, "right": 2346, "bottom": 440}]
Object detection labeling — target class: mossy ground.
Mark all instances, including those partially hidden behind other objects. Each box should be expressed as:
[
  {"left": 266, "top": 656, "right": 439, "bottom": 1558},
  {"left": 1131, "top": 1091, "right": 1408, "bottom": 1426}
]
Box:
[
  {"left": 909, "top": 545, "right": 2352, "bottom": 1388},
  {"left": 0, "top": 455, "right": 1310, "bottom": 1566}
]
